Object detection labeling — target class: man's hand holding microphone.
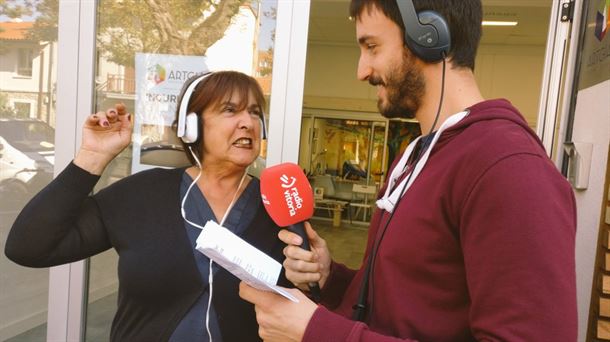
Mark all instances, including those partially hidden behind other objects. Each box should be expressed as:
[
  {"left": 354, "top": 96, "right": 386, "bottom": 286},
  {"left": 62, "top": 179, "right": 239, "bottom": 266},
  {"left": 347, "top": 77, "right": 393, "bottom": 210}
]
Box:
[
  {"left": 279, "top": 221, "right": 331, "bottom": 292},
  {"left": 239, "top": 162, "right": 333, "bottom": 342}
]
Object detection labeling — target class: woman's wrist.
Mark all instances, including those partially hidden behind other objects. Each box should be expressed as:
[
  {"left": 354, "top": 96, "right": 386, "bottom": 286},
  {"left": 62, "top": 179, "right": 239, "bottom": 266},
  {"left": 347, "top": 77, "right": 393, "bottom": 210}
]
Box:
[{"left": 74, "top": 149, "right": 114, "bottom": 175}]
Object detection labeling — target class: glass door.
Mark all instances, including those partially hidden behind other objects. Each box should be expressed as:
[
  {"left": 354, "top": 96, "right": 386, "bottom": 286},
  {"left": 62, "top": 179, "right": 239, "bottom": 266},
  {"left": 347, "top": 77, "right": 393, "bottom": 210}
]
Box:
[
  {"left": 0, "top": 2, "right": 59, "bottom": 340},
  {"left": 85, "top": 1, "right": 281, "bottom": 340}
]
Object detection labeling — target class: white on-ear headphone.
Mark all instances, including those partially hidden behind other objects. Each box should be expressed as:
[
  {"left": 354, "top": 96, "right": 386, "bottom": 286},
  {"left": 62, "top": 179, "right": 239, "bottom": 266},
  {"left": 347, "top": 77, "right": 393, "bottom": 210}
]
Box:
[{"left": 177, "top": 72, "right": 213, "bottom": 144}]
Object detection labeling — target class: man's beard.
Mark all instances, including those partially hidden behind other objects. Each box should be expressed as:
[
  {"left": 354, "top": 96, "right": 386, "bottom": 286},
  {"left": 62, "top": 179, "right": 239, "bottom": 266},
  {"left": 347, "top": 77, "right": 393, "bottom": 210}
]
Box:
[{"left": 369, "top": 52, "right": 425, "bottom": 119}]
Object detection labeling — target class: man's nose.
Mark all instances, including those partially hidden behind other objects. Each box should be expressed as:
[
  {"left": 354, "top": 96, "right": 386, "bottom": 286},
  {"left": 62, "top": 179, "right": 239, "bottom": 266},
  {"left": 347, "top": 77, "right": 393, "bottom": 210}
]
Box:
[{"left": 357, "top": 54, "right": 371, "bottom": 81}]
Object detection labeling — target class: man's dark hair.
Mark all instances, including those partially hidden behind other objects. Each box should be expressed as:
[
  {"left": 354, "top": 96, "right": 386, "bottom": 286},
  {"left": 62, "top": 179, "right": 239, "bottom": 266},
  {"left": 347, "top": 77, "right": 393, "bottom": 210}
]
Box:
[{"left": 349, "top": 0, "right": 482, "bottom": 70}]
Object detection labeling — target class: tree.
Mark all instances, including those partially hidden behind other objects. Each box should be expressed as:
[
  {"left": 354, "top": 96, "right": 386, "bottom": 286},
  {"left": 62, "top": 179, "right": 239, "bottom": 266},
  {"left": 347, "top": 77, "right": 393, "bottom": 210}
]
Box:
[
  {"left": 97, "top": 0, "right": 247, "bottom": 67},
  {"left": 1, "top": 0, "right": 248, "bottom": 67},
  {"left": 0, "top": 0, "right": 58, "bottom": 41},
  {"left": 0, "top": 0, "right": 37, "bottom": 19}
]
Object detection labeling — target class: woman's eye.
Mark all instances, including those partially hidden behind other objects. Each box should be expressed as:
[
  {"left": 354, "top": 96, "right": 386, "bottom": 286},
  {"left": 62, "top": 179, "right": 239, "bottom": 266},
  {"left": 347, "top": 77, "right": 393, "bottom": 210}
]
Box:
[{"left": 223, "top": 106, "right": 235, "bottom": 113}]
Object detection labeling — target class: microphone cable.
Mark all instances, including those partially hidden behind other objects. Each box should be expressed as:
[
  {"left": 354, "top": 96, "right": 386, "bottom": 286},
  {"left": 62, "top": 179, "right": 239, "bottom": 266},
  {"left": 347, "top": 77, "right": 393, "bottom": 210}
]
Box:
[{"left": 352, "top": 54, "right": 447, "bottom": 322}]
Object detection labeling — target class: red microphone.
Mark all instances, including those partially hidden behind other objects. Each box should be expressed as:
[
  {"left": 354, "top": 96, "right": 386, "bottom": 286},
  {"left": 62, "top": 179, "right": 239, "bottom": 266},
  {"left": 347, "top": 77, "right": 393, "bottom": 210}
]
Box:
[{"left": 260, "top": 162, "right": 321, "bottom": 301}]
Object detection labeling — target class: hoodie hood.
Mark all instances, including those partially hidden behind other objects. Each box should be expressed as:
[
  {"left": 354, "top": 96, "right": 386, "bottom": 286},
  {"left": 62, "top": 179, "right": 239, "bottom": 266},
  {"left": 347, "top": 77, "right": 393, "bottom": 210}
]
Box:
[{"left": 441, "top": 98, "right": 545, "bottom": 151}]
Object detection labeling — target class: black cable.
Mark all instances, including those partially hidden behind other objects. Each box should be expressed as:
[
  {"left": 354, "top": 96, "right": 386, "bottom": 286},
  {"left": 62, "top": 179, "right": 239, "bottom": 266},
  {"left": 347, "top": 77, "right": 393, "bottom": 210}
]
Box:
[{"left": 352, "top": 55, "right": 447, "bottom": 322}]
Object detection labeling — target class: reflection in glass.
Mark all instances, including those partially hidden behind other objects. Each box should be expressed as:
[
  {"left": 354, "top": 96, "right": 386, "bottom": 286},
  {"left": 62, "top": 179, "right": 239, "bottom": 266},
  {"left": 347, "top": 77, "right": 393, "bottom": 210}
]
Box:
[
  {"left": 88, "top": 1, "right": 278, "bottom": 340},
  {"left": 300, "top": 116, "right": 421, "bottom": 225},
  {"left": 309, "top": 119, "right": 385, "bottom": 182},
  {"left": 0, "top": 0, "right": 58, "bottom": 339}
]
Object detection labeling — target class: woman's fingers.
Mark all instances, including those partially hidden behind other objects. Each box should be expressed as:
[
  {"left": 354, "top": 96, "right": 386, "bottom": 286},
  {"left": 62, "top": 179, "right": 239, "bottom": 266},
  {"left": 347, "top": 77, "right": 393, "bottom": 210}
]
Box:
[
  {"left": 87, "top": 104, "right": 127, "bottom": 128},
  {"left": 85, "top": 111, "right": 110, "bottom": 128},
  {"left": 85, "top": 113, "right": 100, "bottom": 125},
  {"left": 88, "top": 109, "right": 130, "bottom": 129},
  {"left": 106, "top": 107, "right": 118, "bottom": 124},
  {"left": 115, "top": 103, "right": 127, "bottom": 116},
  {"left": 107, "top": 103, "right": 129, "bottom": 124},
  {"left": 97, "top": 112, "right": 110, "bottom": 127}
]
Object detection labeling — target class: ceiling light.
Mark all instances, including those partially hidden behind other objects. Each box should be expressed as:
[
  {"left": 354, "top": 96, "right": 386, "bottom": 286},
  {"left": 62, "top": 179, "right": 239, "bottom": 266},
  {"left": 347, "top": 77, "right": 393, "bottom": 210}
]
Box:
[{"left": 482, "top": 20, "right": 518, "bottom": 26}]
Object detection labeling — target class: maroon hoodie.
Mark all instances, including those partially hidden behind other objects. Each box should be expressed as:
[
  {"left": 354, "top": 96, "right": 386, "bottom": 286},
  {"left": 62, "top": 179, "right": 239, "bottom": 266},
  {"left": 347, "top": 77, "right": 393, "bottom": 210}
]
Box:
[{"left": 303, "top": 99, "right": 577, "bottom": 342}]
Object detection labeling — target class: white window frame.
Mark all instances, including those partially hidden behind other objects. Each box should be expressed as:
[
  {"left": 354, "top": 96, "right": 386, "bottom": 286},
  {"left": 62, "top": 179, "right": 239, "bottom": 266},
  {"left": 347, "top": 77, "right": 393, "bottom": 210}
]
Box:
[
  {"left": 536, "top": 0, "right": 581, "bottom": 163},
  {"left": 16, "top": 48, "right": 34, "bottom": 77},
  {"left": 48, "top": 0, "right": 97, "bottom": 341},
  {"left": 265, "top": 0, "right": 311, "bottom": 165},
  {"left": 8, "top": 99, "right": 35, "bottom": 118}
]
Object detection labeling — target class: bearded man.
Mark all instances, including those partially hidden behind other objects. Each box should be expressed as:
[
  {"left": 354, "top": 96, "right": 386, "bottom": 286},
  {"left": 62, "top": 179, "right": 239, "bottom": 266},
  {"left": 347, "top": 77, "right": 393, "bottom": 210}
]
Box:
[{"left": 240, "top": 1, "right": 578, "bottom": 341}]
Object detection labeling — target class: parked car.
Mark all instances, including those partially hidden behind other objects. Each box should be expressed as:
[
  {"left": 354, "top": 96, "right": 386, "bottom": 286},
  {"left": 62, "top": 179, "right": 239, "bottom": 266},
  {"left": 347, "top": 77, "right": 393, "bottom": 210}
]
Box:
[{"left": 0, "top": 118, "right": 54, "bottom": 210}]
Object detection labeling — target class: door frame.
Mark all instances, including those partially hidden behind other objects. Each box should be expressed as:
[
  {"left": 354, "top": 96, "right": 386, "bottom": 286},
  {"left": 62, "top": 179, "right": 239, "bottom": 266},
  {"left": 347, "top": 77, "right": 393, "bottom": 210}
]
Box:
[{"left": 47, "top": 0, "right": 97, "bottom": 340}]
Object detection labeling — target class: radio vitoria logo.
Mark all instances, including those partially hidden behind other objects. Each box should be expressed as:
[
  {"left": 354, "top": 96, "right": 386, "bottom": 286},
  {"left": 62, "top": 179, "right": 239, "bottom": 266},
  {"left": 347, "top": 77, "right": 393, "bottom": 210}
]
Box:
[
  {"left": 147, "top": 64, "right": 166, "bottom": 85},
  {"left": 595, "top": 0, "right": 610, "bottom": 41}
]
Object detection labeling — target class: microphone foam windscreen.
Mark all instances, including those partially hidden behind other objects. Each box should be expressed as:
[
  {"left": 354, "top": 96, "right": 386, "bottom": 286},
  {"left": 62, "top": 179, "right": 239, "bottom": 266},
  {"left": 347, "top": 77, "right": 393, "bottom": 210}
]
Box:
[{"left": 260, "top": 162, "right": 314, "bottom": 227}]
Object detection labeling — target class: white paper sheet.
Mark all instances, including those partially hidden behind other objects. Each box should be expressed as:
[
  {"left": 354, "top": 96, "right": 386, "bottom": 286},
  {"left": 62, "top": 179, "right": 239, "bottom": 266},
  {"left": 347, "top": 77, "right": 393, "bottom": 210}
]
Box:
[{"left": 196, "top": 221, "right": 299, "bottom": 302}]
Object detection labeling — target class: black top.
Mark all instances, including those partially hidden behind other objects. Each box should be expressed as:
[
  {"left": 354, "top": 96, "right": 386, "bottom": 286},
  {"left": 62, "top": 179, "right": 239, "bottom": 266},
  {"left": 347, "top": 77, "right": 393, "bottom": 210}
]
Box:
[{"left": 5, "top": 162, "right": 290, "bottom": 342}]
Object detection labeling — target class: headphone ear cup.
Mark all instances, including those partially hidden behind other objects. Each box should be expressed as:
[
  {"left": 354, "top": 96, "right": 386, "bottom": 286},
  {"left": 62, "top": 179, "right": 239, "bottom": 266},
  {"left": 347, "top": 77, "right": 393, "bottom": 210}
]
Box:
[
  {"left": 396, "top": 0, "right": 450, "bottom": 63},
  {"left": 182, "top": 112, "right": 199, "bottom": 144},
  {"left": 415, "top": 11, "right": 451, "bottom": 62}
]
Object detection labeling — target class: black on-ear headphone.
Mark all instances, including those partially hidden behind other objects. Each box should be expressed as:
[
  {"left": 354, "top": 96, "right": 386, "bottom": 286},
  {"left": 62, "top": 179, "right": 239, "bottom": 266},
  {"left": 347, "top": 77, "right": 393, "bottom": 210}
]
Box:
[
  {"left": 177, "top": 72, "right": 268, "bottom": 144},
  {"left": 396, "top": 0, "right": 450, "bottom": 62}
]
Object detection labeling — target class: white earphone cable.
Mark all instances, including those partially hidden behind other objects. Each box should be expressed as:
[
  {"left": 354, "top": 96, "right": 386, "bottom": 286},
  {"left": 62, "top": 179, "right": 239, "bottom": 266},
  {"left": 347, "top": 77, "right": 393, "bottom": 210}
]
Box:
[{"left": 181, "top": 145, "right": 247, "bottom": 341}]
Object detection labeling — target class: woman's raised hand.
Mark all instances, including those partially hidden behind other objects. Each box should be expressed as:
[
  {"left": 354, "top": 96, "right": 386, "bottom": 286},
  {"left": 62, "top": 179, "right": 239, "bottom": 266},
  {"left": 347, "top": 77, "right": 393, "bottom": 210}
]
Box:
[{"left": 74, "top": 103, "right": 133, "bottom": 175}]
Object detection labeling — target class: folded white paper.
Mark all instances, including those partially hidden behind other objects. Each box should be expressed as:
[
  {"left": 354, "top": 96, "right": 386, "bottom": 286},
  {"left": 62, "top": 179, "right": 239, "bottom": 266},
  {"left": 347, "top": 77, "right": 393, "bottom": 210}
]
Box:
[{"left": 196, "top": 220, "right": 298, "bottom": 302}]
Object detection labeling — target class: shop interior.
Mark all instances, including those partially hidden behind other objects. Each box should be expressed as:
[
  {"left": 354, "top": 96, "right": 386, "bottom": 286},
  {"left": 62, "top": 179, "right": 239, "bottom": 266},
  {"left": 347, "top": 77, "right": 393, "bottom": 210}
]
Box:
[{"left": 297, "top": 0, "right": 551, "bottom": 271}]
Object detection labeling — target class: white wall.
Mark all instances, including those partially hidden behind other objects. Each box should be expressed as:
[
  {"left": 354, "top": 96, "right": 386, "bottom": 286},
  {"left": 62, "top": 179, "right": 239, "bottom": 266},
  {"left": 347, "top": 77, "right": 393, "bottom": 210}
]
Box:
[
  {"left": 572, "top": 80, "right": 610, "bottom": 342},
  {"left": 303, "top": 43, "right": 376, "bottom": 112},
  {"left": 302, "top": 42, "right": 546, "bottom": 129},
  {"left": 475, "top": 44, "right": 546, "bottom": 128}
]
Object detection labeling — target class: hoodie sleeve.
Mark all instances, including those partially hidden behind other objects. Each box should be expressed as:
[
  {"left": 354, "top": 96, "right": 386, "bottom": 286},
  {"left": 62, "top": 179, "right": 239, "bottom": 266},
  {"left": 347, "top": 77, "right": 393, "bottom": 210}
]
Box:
[
  {"left": 303, "top": 306, "right": 417, "bottom": 342},
  {"left": 319, "top": 261, "right": 358, "bottom": 308},
  {"left": 460, "top": 153, "right": 577, "bottom": 341}
]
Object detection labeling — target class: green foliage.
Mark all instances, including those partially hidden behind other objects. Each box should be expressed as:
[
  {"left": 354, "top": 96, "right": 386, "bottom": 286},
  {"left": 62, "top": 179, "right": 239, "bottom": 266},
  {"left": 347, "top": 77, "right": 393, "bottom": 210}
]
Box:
[
  {"left": 0, "top": 0, "right": 58, "bottom": 42},
  {"left": 97, "top": 0, "right": 247, "bottom": 67},
  {"left": 0, "top": 0, "right": 35, "bottom": 19},
  {"left": 1, "top": 0, "right": 247, "bottom": 67},
  {"left": 28, "top": 0, "right": 58, "bottom": 42},
  {"left": 0, "top": 92, "right": 17, "bottom": 118}
]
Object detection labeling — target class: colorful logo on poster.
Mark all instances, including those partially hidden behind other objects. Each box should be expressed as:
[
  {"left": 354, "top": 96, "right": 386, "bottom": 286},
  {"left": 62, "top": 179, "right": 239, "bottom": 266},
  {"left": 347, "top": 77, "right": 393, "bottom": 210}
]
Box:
[
  {"left": 595, "top": 0, "right": 610, "bottom": 41},
  {"left": 147, "top": 64, "right": 166, "bottom": 85}
]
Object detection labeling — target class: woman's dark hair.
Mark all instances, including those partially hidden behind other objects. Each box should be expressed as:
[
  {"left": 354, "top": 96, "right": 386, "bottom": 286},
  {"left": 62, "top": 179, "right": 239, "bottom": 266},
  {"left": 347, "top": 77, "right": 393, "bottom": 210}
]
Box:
[
  {"left": 174, "top": 71, "right": 266, "bottom": 165},
  {"left": 349, "top": 0, "right": 482, "bottom": 70}
]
